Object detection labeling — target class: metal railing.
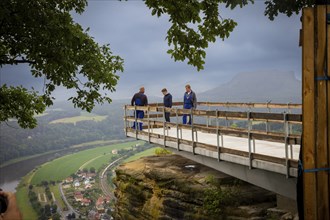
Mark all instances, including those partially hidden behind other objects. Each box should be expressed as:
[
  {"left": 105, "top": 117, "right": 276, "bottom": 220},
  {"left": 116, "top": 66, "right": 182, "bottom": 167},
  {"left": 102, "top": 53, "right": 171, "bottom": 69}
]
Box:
[{"left": 124, "top": 102, "right": 302, "bottom": 178}]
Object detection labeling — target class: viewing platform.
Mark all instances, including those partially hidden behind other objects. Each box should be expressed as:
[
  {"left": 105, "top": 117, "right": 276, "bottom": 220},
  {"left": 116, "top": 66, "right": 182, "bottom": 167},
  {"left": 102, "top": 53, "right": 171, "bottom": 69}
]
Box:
[{"left": 123, "top": 102, "right": 302, "bottom": 199}]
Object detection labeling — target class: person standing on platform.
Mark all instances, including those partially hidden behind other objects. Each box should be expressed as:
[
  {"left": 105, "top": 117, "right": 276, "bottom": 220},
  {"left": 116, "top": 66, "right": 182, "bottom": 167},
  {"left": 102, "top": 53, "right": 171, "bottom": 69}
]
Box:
[
  {"left": 161, "top": 88, "right": 173, "bottom": 123},
  {"left": 131, "top": 87, "right": 148, "bottom": 130},
  {"left": 183, "top": 84, "right": 197, "bottom": 125}
]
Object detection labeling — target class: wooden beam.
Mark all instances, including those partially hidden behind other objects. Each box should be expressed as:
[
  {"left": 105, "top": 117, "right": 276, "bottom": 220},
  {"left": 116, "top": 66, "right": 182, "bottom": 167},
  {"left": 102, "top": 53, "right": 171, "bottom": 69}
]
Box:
[
  {"left": 315, "top": 5, "right": 329, "bottom": 219},
  {"left": 127, "top": 102, "right": 302, "bottom": 109},
  {"left": 327, "top": 6, "right": 330, "bottom": 218},
  {"left": 302, "top": 7, "right": 317, "bottom": 219}
]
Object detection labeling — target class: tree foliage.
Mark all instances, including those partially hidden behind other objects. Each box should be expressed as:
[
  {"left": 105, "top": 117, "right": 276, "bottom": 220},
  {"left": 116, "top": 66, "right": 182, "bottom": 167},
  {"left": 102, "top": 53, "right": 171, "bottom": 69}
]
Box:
[
  {"left": 0, "top": 0, "right": 123, "bottom": 128},
  {"left": 145, "top": 0, "right": 322, "bottom": 71},
  {"left": 145, "top": 0, "right": 253, "bottom": 71}
]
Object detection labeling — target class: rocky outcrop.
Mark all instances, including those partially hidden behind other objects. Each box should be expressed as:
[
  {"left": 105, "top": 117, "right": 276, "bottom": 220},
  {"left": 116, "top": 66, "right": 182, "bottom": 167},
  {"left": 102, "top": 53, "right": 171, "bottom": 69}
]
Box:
[{"left": 113, "top": 154, "right": 292, "bottom": 220}]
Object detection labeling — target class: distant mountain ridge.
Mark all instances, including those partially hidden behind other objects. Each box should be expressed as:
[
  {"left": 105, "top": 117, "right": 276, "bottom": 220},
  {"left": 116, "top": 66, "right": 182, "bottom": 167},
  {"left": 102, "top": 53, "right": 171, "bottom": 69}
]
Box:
[{"left": 199, "top": 71, "right": 301, "bottom": 103}]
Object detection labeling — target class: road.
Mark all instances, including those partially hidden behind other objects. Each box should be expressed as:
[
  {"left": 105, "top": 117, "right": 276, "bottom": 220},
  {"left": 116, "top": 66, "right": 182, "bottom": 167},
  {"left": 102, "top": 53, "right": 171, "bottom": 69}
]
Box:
[
  {"left": 59, "top": 183, "right": 81, "bottom": 219},
  {"left": 100, "top": 157, "right": 124, "bottom": 197}
]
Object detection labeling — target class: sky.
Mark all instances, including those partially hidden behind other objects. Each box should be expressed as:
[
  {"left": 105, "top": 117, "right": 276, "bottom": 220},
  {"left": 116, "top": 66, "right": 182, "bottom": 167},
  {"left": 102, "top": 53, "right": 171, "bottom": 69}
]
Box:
[{"left": 0, "top": 0, "right": 302, "bottom": 101}]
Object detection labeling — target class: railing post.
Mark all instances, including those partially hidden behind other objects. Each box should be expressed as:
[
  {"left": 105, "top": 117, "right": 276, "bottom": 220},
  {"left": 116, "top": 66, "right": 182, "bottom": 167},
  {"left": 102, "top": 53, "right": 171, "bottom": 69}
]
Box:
[
  {"left": 225, "top": 103, "right": 229, "bottom": 127},
  {"left": 266, "top": 101, "right": 271, "bottom": 133},
  {"left": 206, "top": 103, "right": 210, "bottom": 127},
  {"left": 283, "top": 112, "right": 289, "bottom": 178},
  {"left": 247, "top": 111, "right": 252, "bottom": 169},
  {"left": 216, "top": 109, "right": 221, "bottom": 161},
  {"left": 147, "top": 106, "right": 150, "bottom": 143},
  {"left": 176, "top": 108, "right": 180, "bottom": 151},
  {"left": 287, "top": 102, "right": 293, "bottom": 135},
  {"left": 124, "top": 105, "right": 128, "bottom": 137},
  {"left": 134, "top": 105, "right": 138, "bottom": 140},
  {"left": 163, "top": 107, "right": 166, "bottom": 147},
  {"left": 191, "top": 108, "right": 195, "bottom": 155}
]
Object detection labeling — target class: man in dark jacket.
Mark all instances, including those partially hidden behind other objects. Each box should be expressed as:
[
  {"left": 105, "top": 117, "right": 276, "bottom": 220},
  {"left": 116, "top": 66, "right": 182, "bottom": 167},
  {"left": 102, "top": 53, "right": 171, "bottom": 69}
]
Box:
[
  {"left": 183, "top": 84, "right": 197, "bottom": 125},
  {"left": 161, "top": 88, "right": 172, "bottom": 122},
  {"left": 131, "top": 87, "right": 148, "bottom": 130}
]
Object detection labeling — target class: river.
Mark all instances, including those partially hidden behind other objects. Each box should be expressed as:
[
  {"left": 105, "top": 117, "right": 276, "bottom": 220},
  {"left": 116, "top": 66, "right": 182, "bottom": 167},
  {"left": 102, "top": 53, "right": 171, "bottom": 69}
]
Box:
[{"left": 0, "top": 141, "right": 126, "bottom": 192}]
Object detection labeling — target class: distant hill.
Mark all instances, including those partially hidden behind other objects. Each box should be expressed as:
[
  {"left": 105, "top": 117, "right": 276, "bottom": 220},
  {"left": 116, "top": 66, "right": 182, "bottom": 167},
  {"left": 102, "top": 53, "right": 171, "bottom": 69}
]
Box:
[{"left": 199, "top": 71, "right": 301, "bottom": 103}]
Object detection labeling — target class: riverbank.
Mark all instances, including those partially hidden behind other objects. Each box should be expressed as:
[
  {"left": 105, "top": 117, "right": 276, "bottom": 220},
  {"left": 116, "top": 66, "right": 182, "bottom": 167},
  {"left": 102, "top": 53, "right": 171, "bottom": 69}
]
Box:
[{"left": 0, "top": 139, "right": 130, "bottom": 191}]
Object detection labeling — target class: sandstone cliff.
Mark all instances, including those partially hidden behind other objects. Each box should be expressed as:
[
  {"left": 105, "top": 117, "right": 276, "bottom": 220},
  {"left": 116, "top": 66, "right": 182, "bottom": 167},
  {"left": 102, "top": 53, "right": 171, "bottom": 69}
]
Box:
[{"left": 113, "top": 154, "right": 289, "bottom": 220}]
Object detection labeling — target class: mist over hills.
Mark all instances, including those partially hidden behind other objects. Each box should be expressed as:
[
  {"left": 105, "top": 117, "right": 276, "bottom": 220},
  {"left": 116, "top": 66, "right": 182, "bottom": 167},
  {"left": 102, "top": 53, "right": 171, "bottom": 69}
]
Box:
[{"left": 199, "top": 71, "right": 301, "bottom": 103}]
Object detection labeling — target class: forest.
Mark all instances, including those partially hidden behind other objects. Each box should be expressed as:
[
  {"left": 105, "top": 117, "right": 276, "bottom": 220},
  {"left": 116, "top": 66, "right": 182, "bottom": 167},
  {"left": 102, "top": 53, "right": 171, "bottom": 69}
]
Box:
[{"left": 0, "top": 100, "right": 128, "bottom": 163}]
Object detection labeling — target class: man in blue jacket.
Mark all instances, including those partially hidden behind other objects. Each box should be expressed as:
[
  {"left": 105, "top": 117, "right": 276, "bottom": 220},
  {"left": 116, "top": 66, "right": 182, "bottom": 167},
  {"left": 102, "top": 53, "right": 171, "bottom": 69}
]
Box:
[
  {"left": 131, "top": 87, "right": 148, "bottom": 130},
  {"left": 183, "top": 84, "right": 197, "bottom": 125},
  {"left": 161, "top": 88, "right": 172, "bottom": 122}
]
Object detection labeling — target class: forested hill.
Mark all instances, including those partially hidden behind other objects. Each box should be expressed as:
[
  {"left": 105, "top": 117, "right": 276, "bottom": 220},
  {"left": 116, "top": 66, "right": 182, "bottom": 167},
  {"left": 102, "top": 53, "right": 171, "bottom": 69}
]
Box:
[{"left": 0, "top": 100, "right": 128, "bottom": 164}]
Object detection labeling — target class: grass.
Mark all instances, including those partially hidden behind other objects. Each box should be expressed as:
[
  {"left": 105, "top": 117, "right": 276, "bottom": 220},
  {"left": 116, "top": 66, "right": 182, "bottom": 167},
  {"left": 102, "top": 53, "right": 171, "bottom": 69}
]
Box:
[
  {"left": 50, "top": 184, "right": 67, "bottom": 210},
  {"left": 124, "top": 147, "right": 159, "bottom": 163},
  {"left": 49, "top": 114, "right": 107, "bottom": 124},
  {"left": 16, "top": 172, "right": 39, "bottom": 220},
  {"left": 81, "top": 153, "right": 116, "bottom": 171},
  {"left": 30, "top": 141, "right": 144, "bottom": 185}
]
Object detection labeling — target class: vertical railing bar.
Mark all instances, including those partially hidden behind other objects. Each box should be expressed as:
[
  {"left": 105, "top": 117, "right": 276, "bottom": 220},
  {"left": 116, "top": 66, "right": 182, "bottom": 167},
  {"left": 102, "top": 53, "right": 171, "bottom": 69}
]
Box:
[
  {"left": 124, "top": 105, "right": 128, "bottom": 137},
  {"left": 284, "top": 112, "right": 289, "bottom": 178},
  {"left": 191, "top": 108, "right": 195, "bottom": 155},
  {"left": 134, "top": 105, "right": 138, "bottom": 139},
  {"left": 163, "top": 107, "right": 166, "bottom": 147},
  {"left": 287, "top": 102, "right": 293, "bottom": 135},
  {"left": 176, "top": 108, "right": 180, "bottom": 151},
  {"left": 216, "top": 109, "right": 221, "bottom": 161},
  {"left": 225, "top": 104, "right": 229, "bottom": 127},
  {"left": 207, "top": 103, "right": 210, "bottom": 128},
  {"left": 147, "top": 106, "right": 150, "bottom": 143},
  {"left": 247, "top": 110, "right": 252, "bottom": 169},
  {"left": 253, "top": 138, "right": 256, "bottom": 153},
  {"left": 266, "top": 101, "right": 271, "bottom": 133},
  {"left": 290, "top": 144, "right": 293, "bottom": 159}
]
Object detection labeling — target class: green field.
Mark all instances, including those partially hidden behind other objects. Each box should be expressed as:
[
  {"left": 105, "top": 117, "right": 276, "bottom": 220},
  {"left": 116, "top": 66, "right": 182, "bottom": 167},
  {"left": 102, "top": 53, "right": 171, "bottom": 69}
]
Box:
[
  {"left": 124, "top": 147, "right": 160, "bottom": 163},
  {"left": 1, "top": 140, "right": 125, "bottom": 168},
  {"left": 30, "top": 141, "right": 144, "bottom": 184},
  {"left": 50, "top": 185, "right": 66, "bottom": 210},
  {"left": 16, "top": 172, "right": 39, "bottom": 220},
  {"left": 49, "top": 114, "right": 107, "bottom": 124}
]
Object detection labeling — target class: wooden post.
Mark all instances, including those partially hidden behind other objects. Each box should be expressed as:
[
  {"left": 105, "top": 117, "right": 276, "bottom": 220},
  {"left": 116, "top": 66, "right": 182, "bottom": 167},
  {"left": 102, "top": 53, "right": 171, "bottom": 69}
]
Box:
[
  {"left": 315, "top": 6, "right": 329, "bottom": 219},
  {"left": 327, "top": 7, "right": 330, "bottom": 215},
  {"left": 302, "top": 7, "right": 317, "bottom": 219},
  {"left": 302, "top": 5, "right": 330, "bottom": 219}
]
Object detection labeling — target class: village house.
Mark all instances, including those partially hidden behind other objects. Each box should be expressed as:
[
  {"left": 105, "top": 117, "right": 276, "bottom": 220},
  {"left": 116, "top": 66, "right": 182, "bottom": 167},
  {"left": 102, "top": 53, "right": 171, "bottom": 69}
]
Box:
[
  {"left": 96, "top": 196, "right": 111, "bottom": 213},
  {"left": 84, "top": 179, "right": 90, "bottom": 185},
  {"left": 65, "top": 177, "right": 73, "bottom": 183},
  {"left": 81, "top": 198, "right": 91, "bottom": 206},
  {"left": 85, "top": 183, "right": 92, "bottom": 189},
  {"left": 73, "top": 179, "right": 80, "bottom": 188},
  {"left": 86, "top": 172, "right": 96, "bottom": 179},
  {"left": 74, "top": 192, "right": 83, "bottom": 202}
]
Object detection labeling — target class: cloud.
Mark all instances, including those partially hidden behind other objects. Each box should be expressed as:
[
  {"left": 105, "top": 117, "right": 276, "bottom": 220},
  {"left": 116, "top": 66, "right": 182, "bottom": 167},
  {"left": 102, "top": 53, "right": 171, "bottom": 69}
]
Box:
[{"left": 0, "top": 1, "right": 302, "bottom": 102}]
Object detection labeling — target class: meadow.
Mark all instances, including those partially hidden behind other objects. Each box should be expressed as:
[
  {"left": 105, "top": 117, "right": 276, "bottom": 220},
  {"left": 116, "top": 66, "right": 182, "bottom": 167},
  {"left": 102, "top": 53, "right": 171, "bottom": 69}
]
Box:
[
  {"left": 49, "top": 114, "right": 107, "bottom": 124},
  {"left": 30, "top": 141, "right": 143, "bottom": 185},
  {"left": 123, "top": 147, "right": 160, "bottom": 163}
]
